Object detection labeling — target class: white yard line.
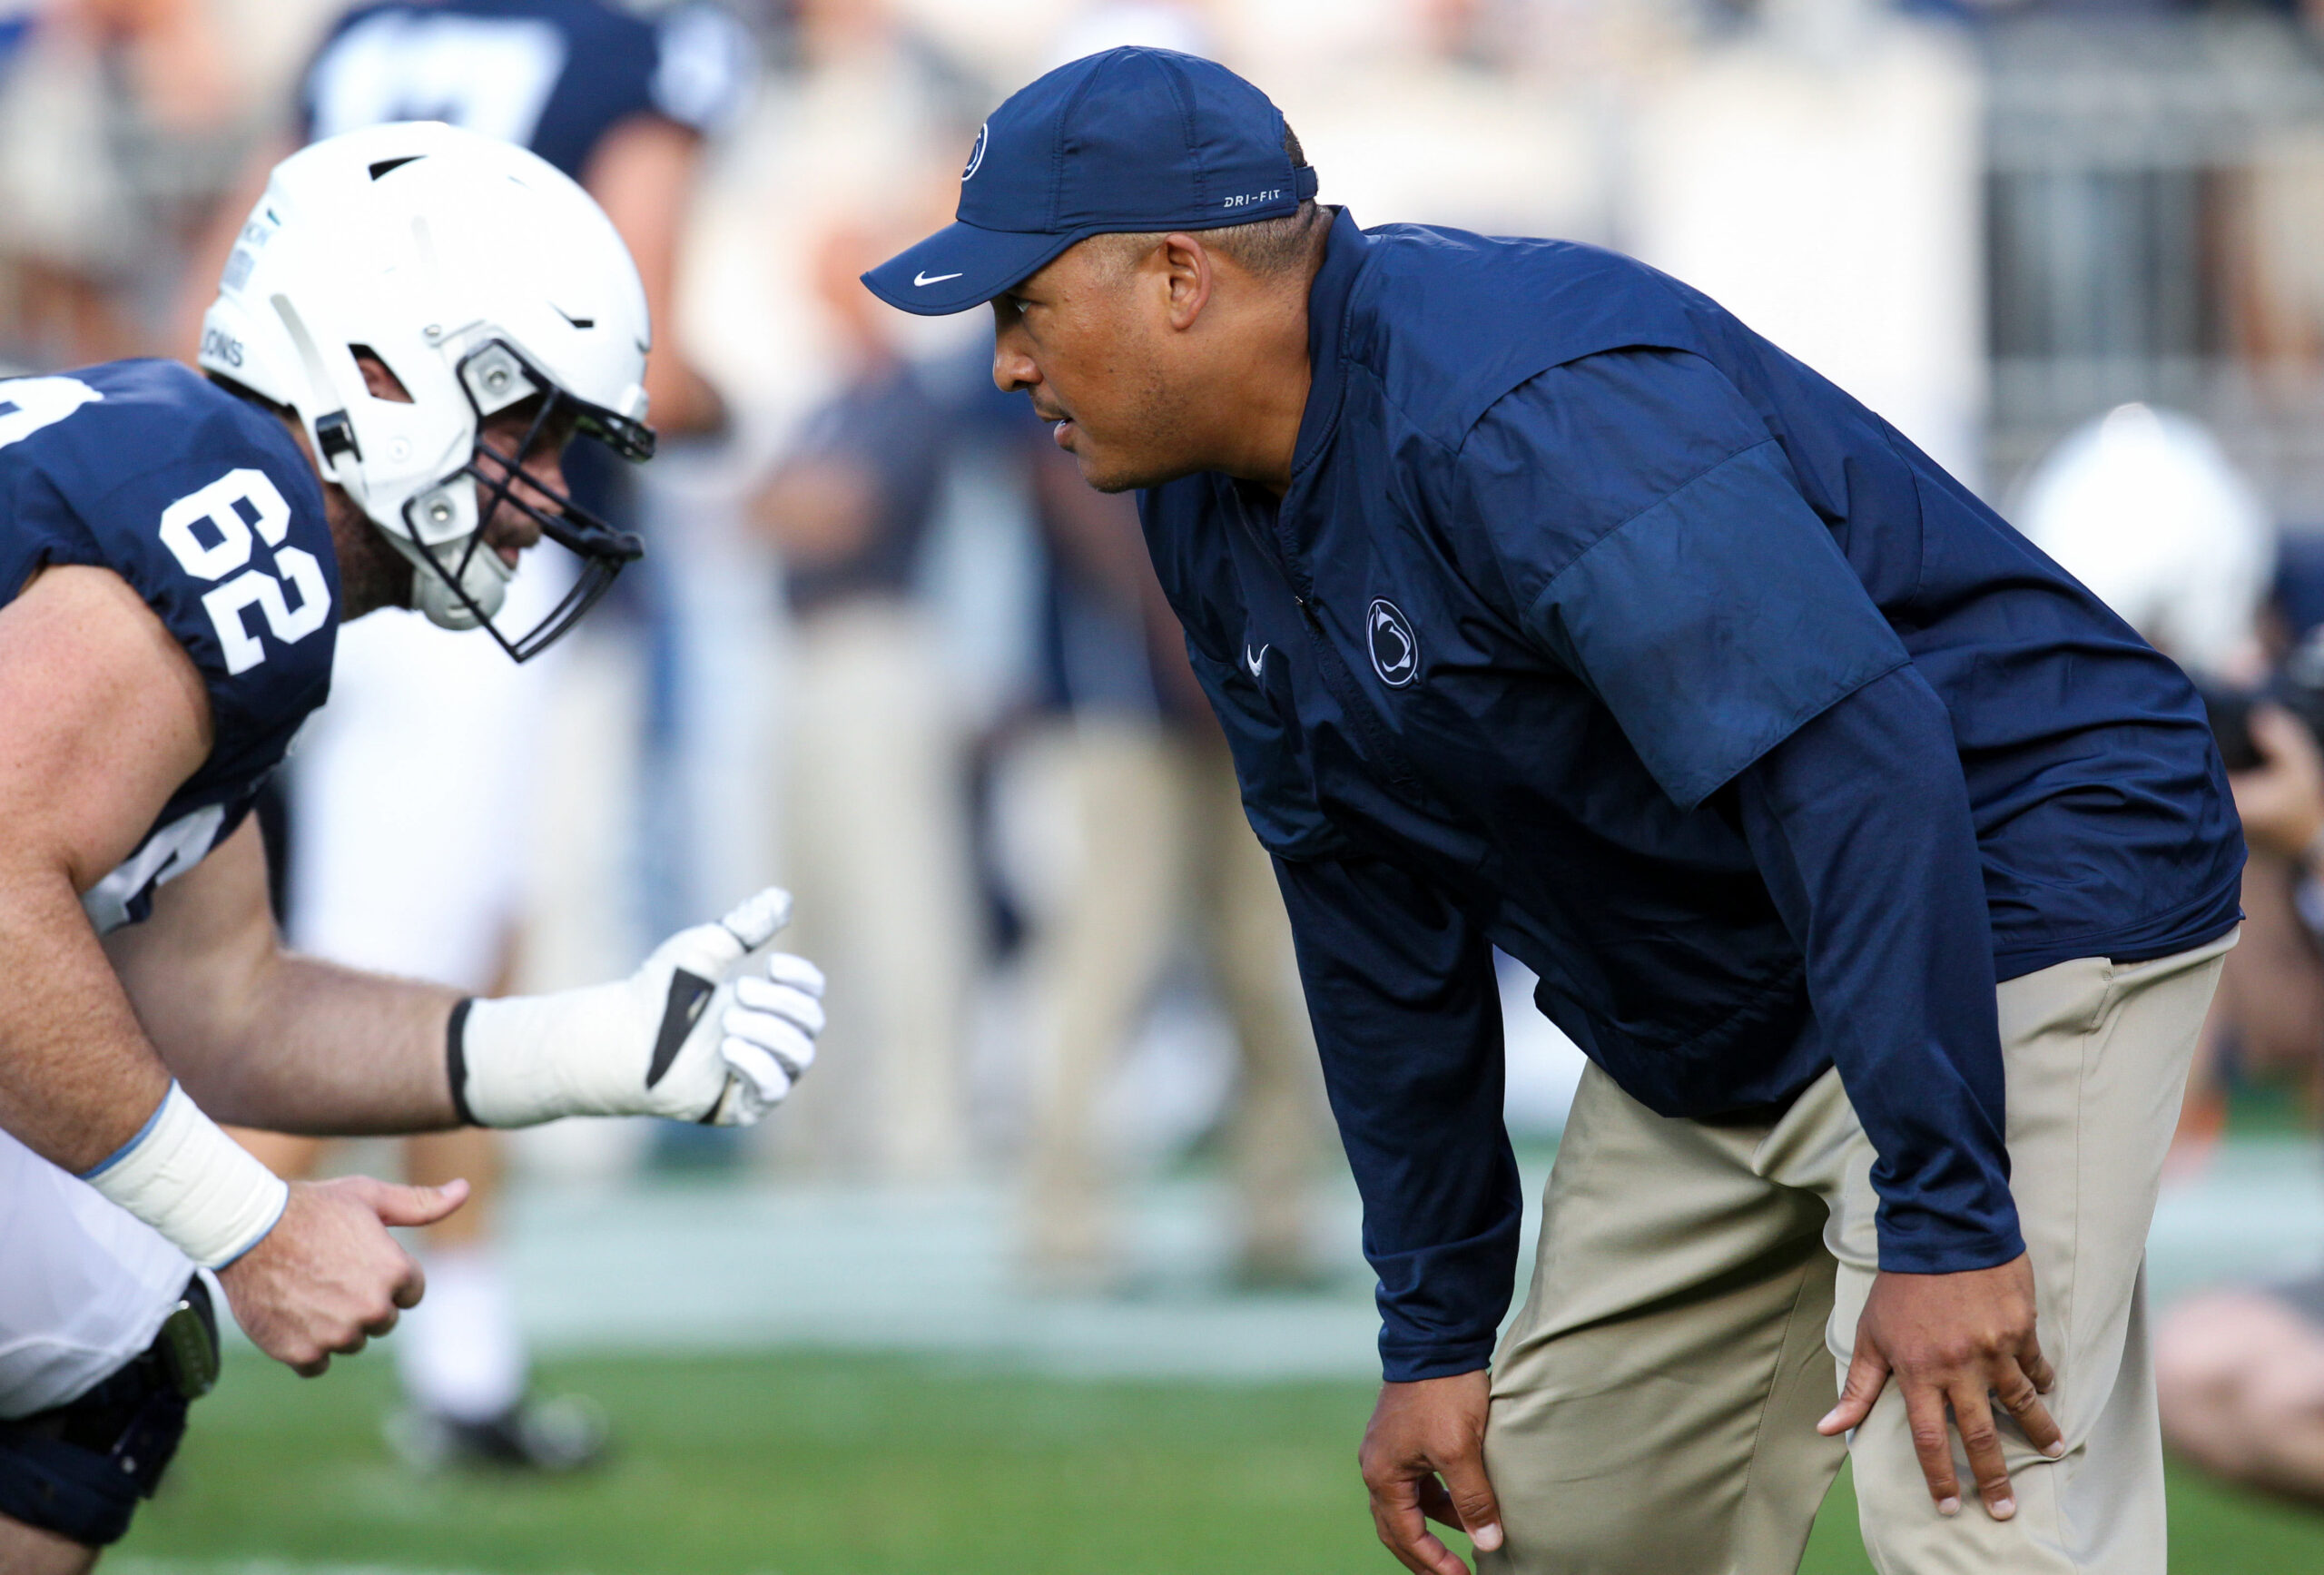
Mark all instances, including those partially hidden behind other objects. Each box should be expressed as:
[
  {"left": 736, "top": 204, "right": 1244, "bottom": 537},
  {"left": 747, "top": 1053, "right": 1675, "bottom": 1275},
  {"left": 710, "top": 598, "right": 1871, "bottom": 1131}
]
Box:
[
  {"left": 112, "top": 1564, "right": 796, "bottom": 1575},
  {"left": 111, "top": 1560, "right": 504, "bottom": 1575}
]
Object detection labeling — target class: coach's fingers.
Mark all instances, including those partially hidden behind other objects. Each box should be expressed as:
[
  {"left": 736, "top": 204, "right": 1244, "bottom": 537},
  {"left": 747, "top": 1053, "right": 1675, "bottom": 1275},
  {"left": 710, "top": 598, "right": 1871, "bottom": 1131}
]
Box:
[
  {"left": 1994, "top": 1358, "right": 2064, "bottom": 1460},
  {"left": 1362, "top": 1373, "right": 1494, "bottom": 1574},
  {"left": 1415, "top": 1473, "right": 1461, "bottom": 1529},
  {"left": 1951, "top": 1383, "right": 2016, "bottom": 1520},
  {"left": 1818, "top": 1341, "right": 1892, "bottom": 1437},
  {"left": 1367, "top": 1472, "right": 1468, "bottom": 1575},
  {"left": 1903, "top": 1380, "right": 1964, "bottom": 1516},
  {"left": 2021, "top": 1339, "right": 2058, "bottom": 1397},
  {"left": 1435, "top": 1442, "right": 1505, "bottom": 1554}
]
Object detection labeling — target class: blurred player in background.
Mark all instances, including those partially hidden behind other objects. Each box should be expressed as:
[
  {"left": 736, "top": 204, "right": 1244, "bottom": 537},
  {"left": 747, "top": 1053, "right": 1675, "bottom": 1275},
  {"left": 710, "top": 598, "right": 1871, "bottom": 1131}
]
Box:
[
  {"left": 2152, "top": 691, "right": 2324, "bottom": 1507},
  {"left": 2020, "top": 406, "right": 2324, "bottom": 1507},
  {"left": 178, "top": 0, "right": 753, "bottom": 1471},
  {"left": 752, "top": 219, "right": 978, "bottom": 1183},
  {"left": 0, "top": 123, "right": 823, "bottom": 1574},
  {"left": 2014, "top": 402, "right": 2276, "bottom": 692},
  {"left": 1009, "top": 399, "right": 1328, "bottom": 1290}
]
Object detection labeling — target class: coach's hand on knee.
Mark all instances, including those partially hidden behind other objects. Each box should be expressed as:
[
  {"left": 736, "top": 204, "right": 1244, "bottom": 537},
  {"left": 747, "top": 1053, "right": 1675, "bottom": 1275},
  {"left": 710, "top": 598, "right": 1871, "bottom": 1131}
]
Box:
[
  {"left": 1817, "top": 1253, "right": 2065, "bottom": 1522},
  {"left": 1360, "top": 1370, "right": 1505, "bottom": 1575},
  {"left": 215, "top": 1175, "right": 468, "bottom": 1377}
]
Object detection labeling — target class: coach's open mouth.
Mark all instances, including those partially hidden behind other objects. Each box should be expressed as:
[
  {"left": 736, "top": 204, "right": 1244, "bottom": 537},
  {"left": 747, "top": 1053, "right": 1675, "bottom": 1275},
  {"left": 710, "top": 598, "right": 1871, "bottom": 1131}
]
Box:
[{"left": 1032, "top": 400, "right": 1075, "bottom": 449}]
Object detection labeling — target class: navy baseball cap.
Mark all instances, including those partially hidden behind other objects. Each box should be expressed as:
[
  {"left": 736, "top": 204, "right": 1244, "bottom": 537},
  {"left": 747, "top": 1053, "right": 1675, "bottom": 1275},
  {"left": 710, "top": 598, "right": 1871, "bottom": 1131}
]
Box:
[{"left": 863, "top": 47, "right": 1319, "bottom": 317}]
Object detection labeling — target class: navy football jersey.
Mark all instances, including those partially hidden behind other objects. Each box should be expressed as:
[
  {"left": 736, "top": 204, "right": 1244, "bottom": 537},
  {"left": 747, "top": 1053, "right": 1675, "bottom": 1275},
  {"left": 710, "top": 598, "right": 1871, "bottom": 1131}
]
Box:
[
  {"left": 0, "top": 360, "right": 339, "bottom": 932},
  {"left": 299, "top": 0, "right": 753, "bottom": 182}
]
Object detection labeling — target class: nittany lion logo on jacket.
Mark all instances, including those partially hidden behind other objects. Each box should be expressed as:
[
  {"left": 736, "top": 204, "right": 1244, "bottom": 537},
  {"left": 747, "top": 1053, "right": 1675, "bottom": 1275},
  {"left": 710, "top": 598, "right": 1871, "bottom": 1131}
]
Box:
[{"left": 1368, "top": 598, "right": 1420, "bottom": 688}]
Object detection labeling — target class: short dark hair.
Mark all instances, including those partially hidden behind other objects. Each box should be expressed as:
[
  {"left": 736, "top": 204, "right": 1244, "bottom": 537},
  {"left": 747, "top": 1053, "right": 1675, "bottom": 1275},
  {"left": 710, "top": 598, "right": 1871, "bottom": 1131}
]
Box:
[
  {"left": 1094, "top": 121, "right": 1327, "bottom": 281},
  {"left": 204, "top": 369, "right": 298, "bottom": 426}
]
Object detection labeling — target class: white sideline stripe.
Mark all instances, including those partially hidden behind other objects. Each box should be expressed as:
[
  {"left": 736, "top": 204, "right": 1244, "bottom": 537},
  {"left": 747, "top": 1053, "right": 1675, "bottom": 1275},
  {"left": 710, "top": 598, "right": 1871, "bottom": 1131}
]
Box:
[{"left": 111, "top": 1560, "right": 501, "bottom": 1575}]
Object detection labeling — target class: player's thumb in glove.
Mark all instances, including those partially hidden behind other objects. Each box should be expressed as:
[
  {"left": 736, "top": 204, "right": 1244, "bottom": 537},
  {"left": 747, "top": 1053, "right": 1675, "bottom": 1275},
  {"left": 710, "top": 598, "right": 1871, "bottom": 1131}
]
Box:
[{"left": 451, "top": 887, "right": 826, "bottom": 1127}]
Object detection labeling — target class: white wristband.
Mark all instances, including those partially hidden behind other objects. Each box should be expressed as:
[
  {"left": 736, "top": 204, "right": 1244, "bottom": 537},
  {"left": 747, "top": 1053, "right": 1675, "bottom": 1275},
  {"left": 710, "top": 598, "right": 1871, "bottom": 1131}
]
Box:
[
  {"left": 79, "top": 1082, "right": 290, "bottom": 1269},
  {"left": 457, "top": 983, "right": 635, "bottom": 1127}
]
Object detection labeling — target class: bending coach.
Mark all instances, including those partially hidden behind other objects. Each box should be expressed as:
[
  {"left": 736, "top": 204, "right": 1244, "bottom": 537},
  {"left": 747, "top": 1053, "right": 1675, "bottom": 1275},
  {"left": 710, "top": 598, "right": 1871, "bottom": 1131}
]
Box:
[{"left": 866, "top": 47, "right": 2243, "bottom": 1575}]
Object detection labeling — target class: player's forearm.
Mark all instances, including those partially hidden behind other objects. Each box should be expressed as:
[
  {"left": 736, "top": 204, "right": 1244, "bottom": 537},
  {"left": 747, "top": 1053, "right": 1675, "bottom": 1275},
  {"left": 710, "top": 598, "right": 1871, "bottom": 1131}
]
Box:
[
  {"left": 167, "top": 951, "right": 463, "bottom": 1136},
  {"left": 0, "top": 861, "right": 176, "bottom": 1171},
  {"left": 169, "top": 889, "right": 822, "bottom": 1136},
  {"left": 103, "top": 819, "right": 465, "bottom": 1135},
  {"left": 0, "top": 862, "right": 291, "bottom": 1267}
]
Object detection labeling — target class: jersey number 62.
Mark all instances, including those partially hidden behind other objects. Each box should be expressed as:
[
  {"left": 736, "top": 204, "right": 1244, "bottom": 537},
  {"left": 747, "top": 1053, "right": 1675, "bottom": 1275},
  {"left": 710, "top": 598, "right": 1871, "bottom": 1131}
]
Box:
[{"left": 159, "top": 469, "right": 331, "bottom": 675}]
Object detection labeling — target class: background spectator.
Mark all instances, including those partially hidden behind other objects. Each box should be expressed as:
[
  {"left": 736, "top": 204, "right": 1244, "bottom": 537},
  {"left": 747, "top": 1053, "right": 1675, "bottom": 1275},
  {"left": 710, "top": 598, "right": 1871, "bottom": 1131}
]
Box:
[{"left": 751, "top": 218, "right": 977, "bottom": 1182}]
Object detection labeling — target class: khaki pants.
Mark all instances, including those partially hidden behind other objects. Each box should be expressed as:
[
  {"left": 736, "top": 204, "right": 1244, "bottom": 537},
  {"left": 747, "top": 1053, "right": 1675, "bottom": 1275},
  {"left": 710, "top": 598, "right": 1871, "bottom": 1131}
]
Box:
[
  {"left": 777, "top": 600, "right": 974, "bottom": 1181},
  {"left": 1482, "top": 931, "right": 2233, "bottom": 1574},
  {"left": 1022, "top": 716, "right": 1324, "bottom": 1277}
]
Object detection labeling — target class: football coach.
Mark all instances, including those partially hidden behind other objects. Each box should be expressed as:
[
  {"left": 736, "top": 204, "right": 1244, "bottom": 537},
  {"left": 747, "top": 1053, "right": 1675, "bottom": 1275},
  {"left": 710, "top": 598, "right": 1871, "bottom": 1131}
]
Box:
[{"left": 866, "top": 49, "right": 2242, "bottom": 1575}]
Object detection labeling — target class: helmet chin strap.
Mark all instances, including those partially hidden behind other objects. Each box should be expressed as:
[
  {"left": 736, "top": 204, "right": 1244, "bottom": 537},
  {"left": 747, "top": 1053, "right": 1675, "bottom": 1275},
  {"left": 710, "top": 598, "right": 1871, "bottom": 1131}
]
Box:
[{"left": 385, "top": 527, "right": 515, "bottom": 631}]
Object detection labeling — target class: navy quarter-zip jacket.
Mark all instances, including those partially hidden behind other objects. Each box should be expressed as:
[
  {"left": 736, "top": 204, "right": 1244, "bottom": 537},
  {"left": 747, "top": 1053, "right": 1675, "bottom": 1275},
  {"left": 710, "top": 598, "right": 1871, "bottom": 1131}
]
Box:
[{"left": 1138, "top": 209, "right": 2244, "bottom": 1383}]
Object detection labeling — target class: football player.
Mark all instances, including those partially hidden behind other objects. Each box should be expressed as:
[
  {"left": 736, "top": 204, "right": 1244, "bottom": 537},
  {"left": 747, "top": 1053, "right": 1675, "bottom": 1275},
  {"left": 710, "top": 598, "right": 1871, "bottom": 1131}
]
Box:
[
  {"left": 0, "top": 120, "right": 825, "bottom": 1574},
  {"left": 186, "top": 0, "right": 752, "bottom": 1471}
]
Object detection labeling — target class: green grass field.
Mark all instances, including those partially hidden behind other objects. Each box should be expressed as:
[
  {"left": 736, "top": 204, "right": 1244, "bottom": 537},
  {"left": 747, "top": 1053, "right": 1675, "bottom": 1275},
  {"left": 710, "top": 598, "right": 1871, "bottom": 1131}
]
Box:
[{"left": 115, "top": 1348, "right": 2324, "bottom": 1574}]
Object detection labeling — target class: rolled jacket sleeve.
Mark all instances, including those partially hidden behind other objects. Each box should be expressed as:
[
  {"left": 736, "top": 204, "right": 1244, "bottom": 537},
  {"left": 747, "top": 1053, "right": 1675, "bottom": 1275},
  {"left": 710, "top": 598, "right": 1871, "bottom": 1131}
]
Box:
[{"left": 1272, "top": 853, "right": 1521, "bottom": 1382}]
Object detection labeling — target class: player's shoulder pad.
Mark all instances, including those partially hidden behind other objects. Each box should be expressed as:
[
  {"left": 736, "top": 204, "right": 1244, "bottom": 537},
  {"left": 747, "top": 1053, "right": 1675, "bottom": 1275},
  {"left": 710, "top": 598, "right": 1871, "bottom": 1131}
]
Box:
[
  {"left": 2, "top": 359, "right": 340, "bottom": 726},
  {"left": 1341, "top": 223, "right": 1718, "bottom": 443}
]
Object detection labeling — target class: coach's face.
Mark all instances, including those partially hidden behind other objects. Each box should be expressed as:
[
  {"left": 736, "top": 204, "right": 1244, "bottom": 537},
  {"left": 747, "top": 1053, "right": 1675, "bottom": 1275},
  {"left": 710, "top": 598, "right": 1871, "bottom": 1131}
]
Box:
[{"left": 990, "top": 236, "right": 1209, "bottom": 495}]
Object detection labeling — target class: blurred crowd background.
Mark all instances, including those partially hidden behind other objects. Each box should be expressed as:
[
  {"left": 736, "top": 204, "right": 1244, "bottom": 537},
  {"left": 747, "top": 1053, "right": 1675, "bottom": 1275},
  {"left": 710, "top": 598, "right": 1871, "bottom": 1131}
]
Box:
[{"left": 16, "top": 0, "right": 2324, "bottom": 1540}]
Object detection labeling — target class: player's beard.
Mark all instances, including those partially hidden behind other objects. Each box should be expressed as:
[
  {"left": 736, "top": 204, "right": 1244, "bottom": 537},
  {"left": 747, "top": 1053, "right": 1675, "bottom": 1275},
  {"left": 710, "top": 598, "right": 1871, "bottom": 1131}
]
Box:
[{"left": 320, "top": 484, "right": 419, "bottom": 621}]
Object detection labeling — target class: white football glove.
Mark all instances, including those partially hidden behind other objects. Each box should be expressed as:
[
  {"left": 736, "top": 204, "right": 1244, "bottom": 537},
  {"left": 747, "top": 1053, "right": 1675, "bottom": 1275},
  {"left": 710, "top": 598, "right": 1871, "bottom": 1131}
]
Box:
[{"left": 453, "top": 888, "right": 825, "bottom": 1127}]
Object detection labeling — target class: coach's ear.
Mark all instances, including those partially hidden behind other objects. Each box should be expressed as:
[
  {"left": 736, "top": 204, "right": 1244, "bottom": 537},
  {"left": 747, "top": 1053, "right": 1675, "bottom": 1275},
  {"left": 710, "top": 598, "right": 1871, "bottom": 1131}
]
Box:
[{"left": 1159, "top": 231, "right": 1216, "bottom": 333}]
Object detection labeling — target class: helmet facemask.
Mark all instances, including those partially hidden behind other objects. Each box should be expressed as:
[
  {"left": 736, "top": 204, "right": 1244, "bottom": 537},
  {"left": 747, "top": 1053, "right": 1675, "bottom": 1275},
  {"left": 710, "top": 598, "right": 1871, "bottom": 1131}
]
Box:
[{"left": 388, "top": 339, "right": 650, "bottom": 663}]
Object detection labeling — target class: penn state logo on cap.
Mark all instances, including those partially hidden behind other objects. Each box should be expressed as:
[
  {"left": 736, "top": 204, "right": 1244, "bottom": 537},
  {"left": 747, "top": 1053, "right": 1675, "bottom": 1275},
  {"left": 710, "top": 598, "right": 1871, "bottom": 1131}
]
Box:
[
  {"left": 962, "top": 122, "right": 989, "bottom": 181},
  {"left": 1368, "top": 599, "right": 1420, "bottom": 688}
]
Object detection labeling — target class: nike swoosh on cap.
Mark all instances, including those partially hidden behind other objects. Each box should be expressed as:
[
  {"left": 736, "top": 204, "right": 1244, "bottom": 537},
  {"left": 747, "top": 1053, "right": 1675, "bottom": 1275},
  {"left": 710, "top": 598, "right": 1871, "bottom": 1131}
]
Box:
[{"left": 914, "top": 271, "right": 964, "bottom": 286}]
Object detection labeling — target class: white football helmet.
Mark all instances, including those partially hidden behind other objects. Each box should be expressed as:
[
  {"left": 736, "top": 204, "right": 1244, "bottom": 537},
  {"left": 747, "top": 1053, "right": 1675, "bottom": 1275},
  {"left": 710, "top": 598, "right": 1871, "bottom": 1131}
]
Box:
[
  {"left": 2014, "top": 402, "right": 2275, "bottom": 685},
  {"left": 197, "top": 121, "right": 654, "bottom": 659}
]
